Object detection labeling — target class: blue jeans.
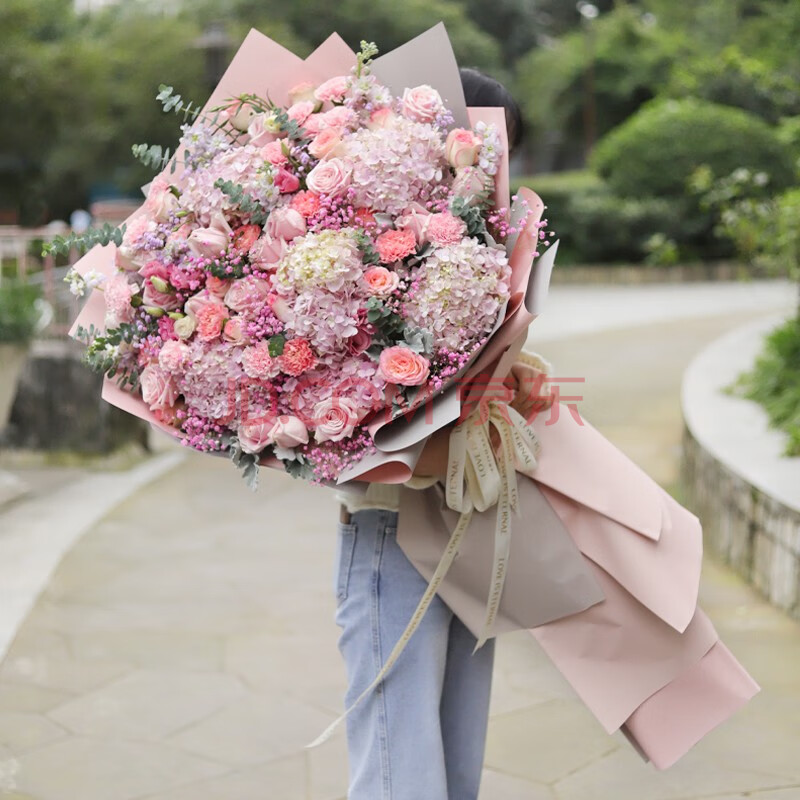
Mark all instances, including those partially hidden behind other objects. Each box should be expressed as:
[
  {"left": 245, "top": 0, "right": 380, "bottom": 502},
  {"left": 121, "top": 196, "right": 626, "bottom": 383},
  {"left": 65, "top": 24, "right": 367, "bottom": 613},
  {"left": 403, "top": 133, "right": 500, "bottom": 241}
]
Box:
[{"left": 333, "top": 508, "right": 496, "bottom": 800}]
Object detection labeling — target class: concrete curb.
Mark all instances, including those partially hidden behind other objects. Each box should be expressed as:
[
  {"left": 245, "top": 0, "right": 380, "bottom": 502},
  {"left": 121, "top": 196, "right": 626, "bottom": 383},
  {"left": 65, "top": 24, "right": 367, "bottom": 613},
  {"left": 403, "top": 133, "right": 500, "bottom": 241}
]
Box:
[
  {"left": 681, "top": 313, "right": 800, "bottom": 514},
  {"left": 0, "top": 449, "right": 187, "bottom": 664}
]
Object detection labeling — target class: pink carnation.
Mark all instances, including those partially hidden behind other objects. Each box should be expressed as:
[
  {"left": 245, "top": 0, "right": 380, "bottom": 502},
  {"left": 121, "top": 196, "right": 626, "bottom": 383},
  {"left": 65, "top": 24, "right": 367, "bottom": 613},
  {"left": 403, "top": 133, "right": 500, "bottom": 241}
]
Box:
[
  {"left": 104, "top": 273, "right": 136, "bottom": 325},
  {"left": 290, "top": 190, "right": 321, "bottom": 218},
  {"left": 426, "top": 212, "right": 468, "bottom": 246},
  {"left": 375, "top": 228, "right": 417, "bottom": 264},
  {"left": 314, "top": 75, "right": 349, "bottom": 104},
  {"left": 195, "top": 303, "right": 228, "bottom": 341},
  {"left": 287, "top": 100, "right": 315, "bottom": 125},
  {"left": 280, "top": 338, "right": 316, "bottom": 376},
  {"left": 242, "top": 341, "right": 277, "bottom": 379},
  {"left": 158, "top": 340, "right": 190, "bottom": 373}
]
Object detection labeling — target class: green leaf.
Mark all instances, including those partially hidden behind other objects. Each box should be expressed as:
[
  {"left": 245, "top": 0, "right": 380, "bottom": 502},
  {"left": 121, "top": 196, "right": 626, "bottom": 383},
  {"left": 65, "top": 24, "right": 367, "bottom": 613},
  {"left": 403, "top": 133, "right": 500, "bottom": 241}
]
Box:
[
  {"left": 42, "top": 223, "right": 126, "bottom": 257},
  {"left": 268, "top": 334, "right": 286, "bottom": 357}
]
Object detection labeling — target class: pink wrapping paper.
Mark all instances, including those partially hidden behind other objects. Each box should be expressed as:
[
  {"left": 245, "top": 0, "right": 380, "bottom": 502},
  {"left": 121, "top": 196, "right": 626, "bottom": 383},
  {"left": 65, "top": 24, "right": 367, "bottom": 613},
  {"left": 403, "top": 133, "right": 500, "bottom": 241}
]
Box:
[{"left": 395, "top": 400, "right": 762, "bottom": 768}]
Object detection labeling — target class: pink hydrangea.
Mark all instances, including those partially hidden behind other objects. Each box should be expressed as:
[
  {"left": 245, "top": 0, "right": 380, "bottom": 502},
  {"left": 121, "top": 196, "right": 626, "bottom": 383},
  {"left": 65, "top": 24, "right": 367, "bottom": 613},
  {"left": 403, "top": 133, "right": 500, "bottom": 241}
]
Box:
[{"left": 403, "top": 238, "right": 511, "bottom": 351}]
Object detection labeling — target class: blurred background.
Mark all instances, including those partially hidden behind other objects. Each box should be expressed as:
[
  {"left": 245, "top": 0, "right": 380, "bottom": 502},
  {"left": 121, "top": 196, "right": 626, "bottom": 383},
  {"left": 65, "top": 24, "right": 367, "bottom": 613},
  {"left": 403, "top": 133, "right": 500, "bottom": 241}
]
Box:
[{"left": 0, "top": 2, "right": 798, "bottom": 799}]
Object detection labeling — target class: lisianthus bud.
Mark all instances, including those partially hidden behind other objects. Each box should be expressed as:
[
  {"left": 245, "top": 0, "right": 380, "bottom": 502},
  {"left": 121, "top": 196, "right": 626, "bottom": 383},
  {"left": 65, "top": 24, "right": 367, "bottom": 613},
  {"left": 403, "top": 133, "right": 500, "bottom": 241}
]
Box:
[{"left": 143, "top": 306, "right": 165, "bottom": 317}]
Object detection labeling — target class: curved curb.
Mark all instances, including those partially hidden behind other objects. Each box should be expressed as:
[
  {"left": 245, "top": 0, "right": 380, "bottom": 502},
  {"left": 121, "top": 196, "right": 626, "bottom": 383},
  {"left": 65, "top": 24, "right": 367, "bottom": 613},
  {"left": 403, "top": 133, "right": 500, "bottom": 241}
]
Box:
[
  {"left": 681, "top": 312, "right": 800, "bottom": 514},
  {"left": 681, "top": 312, "right": 800, "bottom": 618}
]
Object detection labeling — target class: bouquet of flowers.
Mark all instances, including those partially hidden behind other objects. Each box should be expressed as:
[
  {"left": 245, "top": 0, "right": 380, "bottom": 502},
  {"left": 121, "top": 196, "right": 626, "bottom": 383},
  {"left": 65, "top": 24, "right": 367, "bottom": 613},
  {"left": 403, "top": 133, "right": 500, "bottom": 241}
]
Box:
[{"left": 60, "top": 35, "right": 551, "bottom": 489}]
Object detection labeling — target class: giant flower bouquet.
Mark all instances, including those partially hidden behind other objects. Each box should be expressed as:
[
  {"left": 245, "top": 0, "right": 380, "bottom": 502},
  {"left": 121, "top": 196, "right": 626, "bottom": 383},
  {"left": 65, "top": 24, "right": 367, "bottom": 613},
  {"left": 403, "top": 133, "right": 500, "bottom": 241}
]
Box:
[{"left": 62, "top": 39, "right": 548, "bottom": 487}]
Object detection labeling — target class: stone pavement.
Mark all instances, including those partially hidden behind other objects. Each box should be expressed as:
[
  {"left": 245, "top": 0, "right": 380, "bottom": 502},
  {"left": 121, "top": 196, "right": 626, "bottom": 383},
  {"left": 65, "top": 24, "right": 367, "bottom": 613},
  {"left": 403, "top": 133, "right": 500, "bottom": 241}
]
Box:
[{"left": 0, "top": 281, "right": 798, "bottom": 800}]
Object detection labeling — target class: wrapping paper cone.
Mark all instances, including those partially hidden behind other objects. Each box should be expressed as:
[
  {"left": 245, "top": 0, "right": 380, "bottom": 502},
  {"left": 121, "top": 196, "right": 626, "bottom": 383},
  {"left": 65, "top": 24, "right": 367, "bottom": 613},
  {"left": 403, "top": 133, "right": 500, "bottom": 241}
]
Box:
[{"left": 395, "top": 401, "right": 761, "bottom": 768}]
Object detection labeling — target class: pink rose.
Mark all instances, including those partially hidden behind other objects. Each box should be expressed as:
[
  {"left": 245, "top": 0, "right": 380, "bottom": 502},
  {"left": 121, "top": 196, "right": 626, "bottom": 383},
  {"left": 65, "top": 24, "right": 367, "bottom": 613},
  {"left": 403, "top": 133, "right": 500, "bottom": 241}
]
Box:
[
  {"left": 158, "top": 340, "right": 190, "bottom": 373},
  {"left": 288, "top": 81, "right": 316, "bottom": 104},
  {"left": 187, "top": 213, "right": 232, "bottom": 259},
  {"left": 290, "top": 190, "right": 321, "bottom": 218},
  {"left": 279, "top": 338, "right": 316, "bottom": 376},
  {"left": 306, "top": 158, "right": 352, "bottom": 197},
  {"left": 268, "top": 293, "right": 294, "bottom": 324},
  {"left": 445, "top": 128, "right": 483, "bottom": 168},
  {"left": 247, "top": 113, "right": 281, "bottom": 147},
  {"left": 143, "top": 176, "right": 178, "bottom": 223},
  {"left": 426, "top": 212, "right": 467, "bottom": 246},
  {"left": 221, "top": 100, "right": 257, "bottom": 132},
  {"left": 401, "top": 85, "right": 444, "bottom": 123},
  {"left": 312, "top": 397, "right": 360, "bottom": 443},
  {"left": 378, "top": 346, "right": 430, "bottom": 386},
  {"left": 451, "top": 166, "right": 494, "bottom": 205},
  {"left": 395, "top": 202, "right": 433, "bottom": 246},
  {"left": 222, "top": 316, "right": 245, "bottom": 344},
  {"left": 261, "top": 140, "right": 288, "bottom": 166},
  {"left": 363, "top": 266, "right": 400, "bottom": 297},
  {"left": 238, "top": 419, "right": 275, "bottom": 454},
  {"left": 195, "top": 303, "right": 227, "bottom": 341},
  {"left": 315, "top": 75, "right": 350, "bottom": 104},
  {"left": 287, "top": 100, "right": 315, "bottom": 126},
  {"left": 224, "top": 276, "right": 271, "bottom": 314},
  {"left": 140, "top": 261, "right": 180, "bottom": 311},
  {"left": 274, "top": 169, "right": 301, "bottom": 194},
  {"left": 269, "top": 414, "right": 309, "bottom": 448},
  {"left": 249, "top": 234, "right": 287, "bottom": 268},
  {"left": 346, "top": 327, "right": 373, "bottom": 356},
  {"left": 367, "top": 107, "right": 395, "bottom": 130},
  {"left": 308, "top": 128, "right": 344, "bottom": 160},
  {"left": 184, "top": 289, "right": 225, "bottom": 320},
  {"left": 375, "top": 228, "right": 417, "bottom": 264},
  {"left": 242, "top": 341, "right": 278, "bottom": 379},
  {"left": 265, "top": 206, "right": 306, "bottom": 241},
  {"left": 140, "top": 363, "right": 180, "bottom": 411}
]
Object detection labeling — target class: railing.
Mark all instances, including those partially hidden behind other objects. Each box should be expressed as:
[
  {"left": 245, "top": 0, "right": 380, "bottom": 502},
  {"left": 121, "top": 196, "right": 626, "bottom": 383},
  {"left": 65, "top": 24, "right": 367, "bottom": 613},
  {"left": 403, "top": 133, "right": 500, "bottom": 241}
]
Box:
[{"left": 0, "top": 226, "right": 83, "bottom": 339}]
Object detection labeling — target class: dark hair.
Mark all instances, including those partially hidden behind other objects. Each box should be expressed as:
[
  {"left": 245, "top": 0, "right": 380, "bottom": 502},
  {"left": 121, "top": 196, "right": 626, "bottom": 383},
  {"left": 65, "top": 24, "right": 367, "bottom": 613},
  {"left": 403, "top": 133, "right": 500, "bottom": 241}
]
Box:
[{"left": 459, "top": 67, "right": 524, "bottom": 154}]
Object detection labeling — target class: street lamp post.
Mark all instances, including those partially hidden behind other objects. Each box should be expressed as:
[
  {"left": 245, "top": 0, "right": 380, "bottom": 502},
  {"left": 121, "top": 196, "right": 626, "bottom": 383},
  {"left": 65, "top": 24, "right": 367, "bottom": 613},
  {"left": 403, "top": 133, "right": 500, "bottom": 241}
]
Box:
[{"left": 578, "top": 2, "right": 599, "bottom": 161}]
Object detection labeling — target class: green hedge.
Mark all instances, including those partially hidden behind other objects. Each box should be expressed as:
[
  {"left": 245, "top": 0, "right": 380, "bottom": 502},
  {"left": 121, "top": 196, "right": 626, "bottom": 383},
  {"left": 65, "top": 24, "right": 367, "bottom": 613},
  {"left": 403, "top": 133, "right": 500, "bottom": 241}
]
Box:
[
  {"left": 591, "top": 98, "right": 796, "bottom": 198},
  {"left": 513, "top": 171, "right": 698, "bottom": 264}
]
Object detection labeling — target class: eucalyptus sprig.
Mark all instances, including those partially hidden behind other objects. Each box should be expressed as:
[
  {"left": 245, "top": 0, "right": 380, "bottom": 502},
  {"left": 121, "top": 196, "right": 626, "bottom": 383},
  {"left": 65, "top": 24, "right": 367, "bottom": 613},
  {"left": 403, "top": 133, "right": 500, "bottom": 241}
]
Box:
[
  {"left": 131, "top": 142, "right": 173, "bottom": 172},
  {"left": 74, "top": 322, "right": 141, "bottom": 391},
  {"left": 42, "top": 223, "right": 126, "bottom": 257},
  {"left": 213, "top": 178, "right": 269, "bottom": 225}
]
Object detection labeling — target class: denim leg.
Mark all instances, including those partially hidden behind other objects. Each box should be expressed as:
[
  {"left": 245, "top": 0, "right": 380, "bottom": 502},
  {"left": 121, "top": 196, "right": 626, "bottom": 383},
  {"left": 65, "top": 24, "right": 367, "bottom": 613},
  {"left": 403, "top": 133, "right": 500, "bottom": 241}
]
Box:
[
  {"left": 440, "top": 613, "right": 496, "bottom": 800},
  {"left": 333, "top": 509, "right": 452, "bottom": 800}
]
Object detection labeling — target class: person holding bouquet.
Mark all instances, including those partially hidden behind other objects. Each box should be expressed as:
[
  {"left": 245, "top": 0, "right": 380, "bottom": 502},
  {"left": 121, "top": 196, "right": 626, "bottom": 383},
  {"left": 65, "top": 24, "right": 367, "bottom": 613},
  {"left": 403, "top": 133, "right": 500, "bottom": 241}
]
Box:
[{"left": 331, "top": 67, "right": 549, "bottom": 800}]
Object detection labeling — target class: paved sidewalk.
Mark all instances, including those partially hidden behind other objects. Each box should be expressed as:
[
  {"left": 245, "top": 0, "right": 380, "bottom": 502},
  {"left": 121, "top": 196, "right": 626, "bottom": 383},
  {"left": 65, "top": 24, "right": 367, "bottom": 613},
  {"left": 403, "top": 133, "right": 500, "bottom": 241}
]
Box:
[{"left": 0, "top": 284, "right": 798, "bottom": 799}]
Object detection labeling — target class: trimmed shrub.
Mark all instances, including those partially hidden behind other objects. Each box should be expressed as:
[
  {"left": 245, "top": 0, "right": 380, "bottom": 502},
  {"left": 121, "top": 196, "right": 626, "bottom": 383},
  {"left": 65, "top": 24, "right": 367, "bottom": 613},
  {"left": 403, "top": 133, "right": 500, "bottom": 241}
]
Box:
[
  {"left": 591, "top": 98, "right": 796, "bottom": 199},
  {"left": 512, "top": 171, "right": 694, "bottom": 264}
]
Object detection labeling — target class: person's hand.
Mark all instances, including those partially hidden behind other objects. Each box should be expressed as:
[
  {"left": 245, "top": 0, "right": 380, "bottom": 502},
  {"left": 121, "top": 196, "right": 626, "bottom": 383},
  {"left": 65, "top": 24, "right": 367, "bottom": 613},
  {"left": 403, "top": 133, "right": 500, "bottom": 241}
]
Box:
[
  {"left": 488, "top": 361, "right": 554, "bottom": 453},
  {"left": 504, "top": 361, "right": 554, "bottom": 420}
]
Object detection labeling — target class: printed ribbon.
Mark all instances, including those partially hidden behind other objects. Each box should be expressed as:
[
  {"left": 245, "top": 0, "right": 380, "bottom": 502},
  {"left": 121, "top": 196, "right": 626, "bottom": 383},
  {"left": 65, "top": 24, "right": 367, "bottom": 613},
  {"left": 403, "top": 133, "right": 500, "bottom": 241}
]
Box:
[{"left": 306, "top": 399, "right": 540, "bottom": 749}]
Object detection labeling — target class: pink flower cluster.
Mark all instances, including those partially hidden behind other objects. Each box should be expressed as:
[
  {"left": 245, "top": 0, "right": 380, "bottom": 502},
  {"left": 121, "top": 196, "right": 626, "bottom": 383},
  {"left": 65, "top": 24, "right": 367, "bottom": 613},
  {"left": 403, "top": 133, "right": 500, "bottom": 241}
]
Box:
[{"left": 89, "top": 46, "right": 524, "bottom": 483}]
